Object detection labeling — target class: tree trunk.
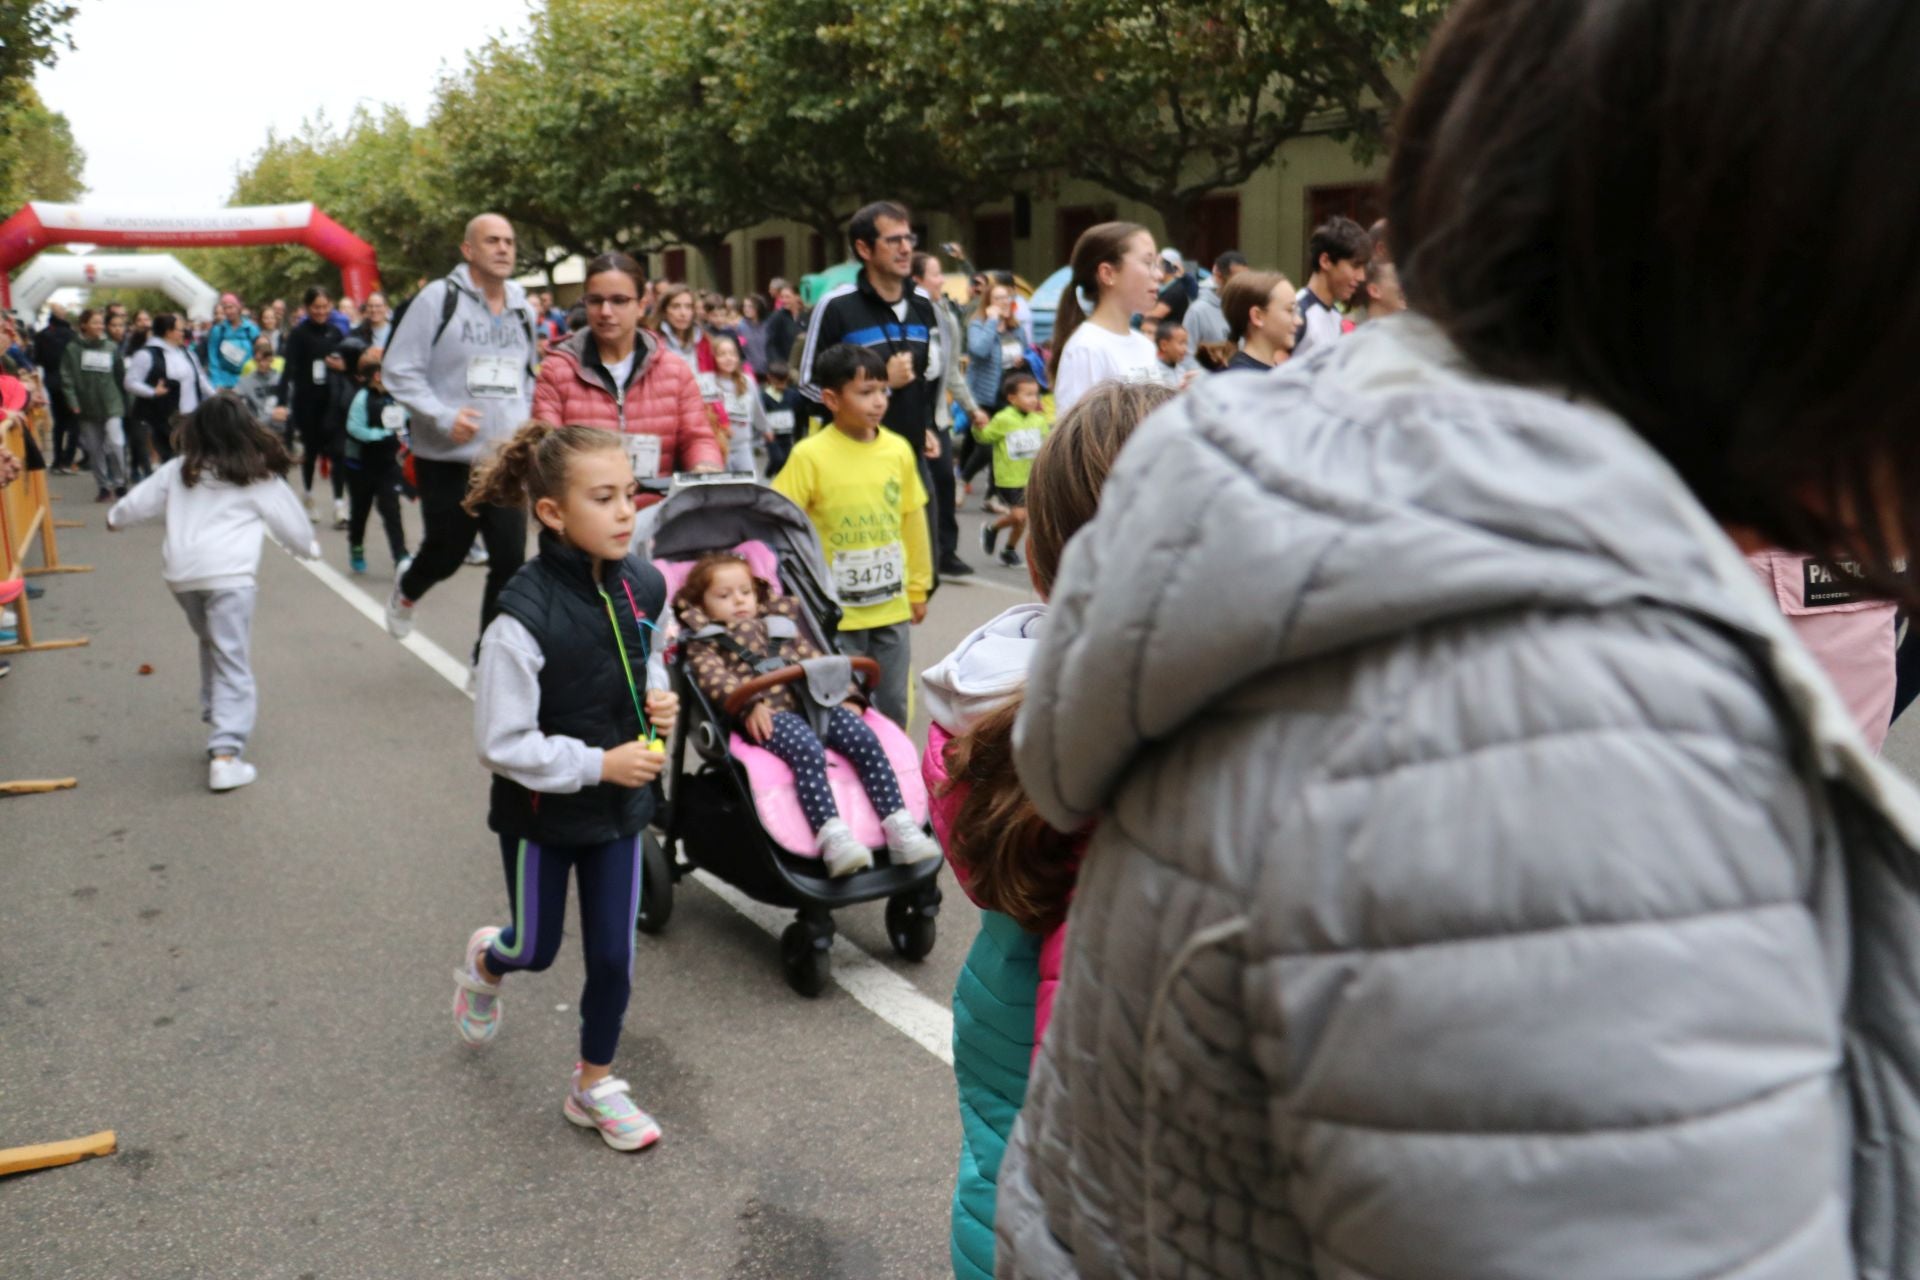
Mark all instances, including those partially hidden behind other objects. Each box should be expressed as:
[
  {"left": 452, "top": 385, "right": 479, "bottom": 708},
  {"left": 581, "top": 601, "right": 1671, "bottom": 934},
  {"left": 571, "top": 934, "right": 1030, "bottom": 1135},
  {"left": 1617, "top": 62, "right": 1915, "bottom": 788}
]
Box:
[{"left": 1154, "top": 194, "right": 1201, "bottom": 260}]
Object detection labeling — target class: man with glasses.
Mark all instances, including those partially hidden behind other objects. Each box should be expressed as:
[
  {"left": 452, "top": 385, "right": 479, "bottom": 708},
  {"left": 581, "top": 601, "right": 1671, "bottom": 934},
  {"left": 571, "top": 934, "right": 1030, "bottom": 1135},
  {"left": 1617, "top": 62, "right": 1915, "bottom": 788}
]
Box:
[{"left": 797, "top": 199, "right": 971, "bottom": 575}]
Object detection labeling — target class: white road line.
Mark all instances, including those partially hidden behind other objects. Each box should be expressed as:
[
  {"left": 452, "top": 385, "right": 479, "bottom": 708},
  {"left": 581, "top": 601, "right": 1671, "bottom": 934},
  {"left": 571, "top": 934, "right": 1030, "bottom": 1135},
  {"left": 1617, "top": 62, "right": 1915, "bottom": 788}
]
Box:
[
  {"left": 690, "top": 871, "right": 953, "bottom": 1065},
  {"left": 290, "top": 549, "right": 957, "bottom": 1065}
]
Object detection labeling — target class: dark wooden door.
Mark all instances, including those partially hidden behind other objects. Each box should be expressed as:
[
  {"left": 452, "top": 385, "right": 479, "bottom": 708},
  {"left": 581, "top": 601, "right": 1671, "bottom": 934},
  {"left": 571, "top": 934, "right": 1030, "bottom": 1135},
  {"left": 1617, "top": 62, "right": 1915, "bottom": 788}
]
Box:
[
  {"left": 754, "top": 236, "right": 787, "bottom": 294},
  {"left": 971, "top": 213, "right": 1014, "bottom": 271}
]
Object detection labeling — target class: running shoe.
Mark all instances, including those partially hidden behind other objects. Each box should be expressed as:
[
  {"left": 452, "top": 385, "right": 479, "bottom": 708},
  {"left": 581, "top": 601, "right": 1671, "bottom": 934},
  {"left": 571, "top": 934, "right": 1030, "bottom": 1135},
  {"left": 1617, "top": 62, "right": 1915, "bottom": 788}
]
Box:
[
  {"left": 882, "top": 810, "right": 941, "bottom": 864},
  {"left": 999, "top": 546, "right": 1022, "bottom": 568},
  {"left": 939, "top": 555, "right": 975, "bottom": 578},
  {"left": 333, "top": 497, "right": 349, "bottom": 530},
  {"left": 453, "top": 926, "right": 503, "bottom": 1045},
  {"left": 564, "top": 1069, "right": 662, "bottom": 1151},
  {"left": 385, "top": 578, "right": 415, "bottom": 639},
  {"left": 349, "top": 546, "right": 367, "bottom": 575},
  {"left": 208, "top": 757, "right": 258, "bottom": 792},
  {"left": 817, "top": 818, "right": 873, "bottom": 878},
  {"left": 981, "top": 522, "right": 998, "bottom": 557},
  {"left": 465, "top": 542, "right": 490, "bottom": 566}
]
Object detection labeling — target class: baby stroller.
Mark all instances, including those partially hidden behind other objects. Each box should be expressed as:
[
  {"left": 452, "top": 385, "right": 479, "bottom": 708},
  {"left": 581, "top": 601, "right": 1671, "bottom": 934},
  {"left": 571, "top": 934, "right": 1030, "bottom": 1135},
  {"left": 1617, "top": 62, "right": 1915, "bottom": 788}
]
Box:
[{"left": 635, "top": 475, "right": 943, "bottom": 996}]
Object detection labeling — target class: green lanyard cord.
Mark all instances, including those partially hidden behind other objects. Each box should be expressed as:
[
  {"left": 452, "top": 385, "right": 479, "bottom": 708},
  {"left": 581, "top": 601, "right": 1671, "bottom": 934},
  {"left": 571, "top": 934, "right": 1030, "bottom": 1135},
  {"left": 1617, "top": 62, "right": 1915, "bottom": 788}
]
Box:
[{"left": 600, "top": 588, "right": 652, "bottom": 744}]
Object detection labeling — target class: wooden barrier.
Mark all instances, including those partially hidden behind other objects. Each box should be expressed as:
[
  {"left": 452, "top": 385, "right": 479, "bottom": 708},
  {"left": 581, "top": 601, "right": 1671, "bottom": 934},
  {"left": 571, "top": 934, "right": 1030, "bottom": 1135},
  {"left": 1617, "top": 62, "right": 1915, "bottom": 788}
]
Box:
[{"left": 1, "top": 407, "right": 90, "bottom": 656}]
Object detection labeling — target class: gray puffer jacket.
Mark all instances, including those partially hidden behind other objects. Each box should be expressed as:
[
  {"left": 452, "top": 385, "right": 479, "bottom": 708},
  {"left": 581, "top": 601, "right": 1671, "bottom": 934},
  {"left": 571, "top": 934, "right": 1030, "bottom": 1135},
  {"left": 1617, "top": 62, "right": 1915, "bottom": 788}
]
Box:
[{"left": 998, "top": 315, "right": 1920, "bottom": 1279}]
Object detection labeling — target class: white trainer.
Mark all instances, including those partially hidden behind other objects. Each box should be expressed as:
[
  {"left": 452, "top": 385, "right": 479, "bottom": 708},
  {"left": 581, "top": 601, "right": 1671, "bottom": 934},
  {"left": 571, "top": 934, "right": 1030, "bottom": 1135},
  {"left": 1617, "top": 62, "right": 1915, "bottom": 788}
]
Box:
[
  {"left": 208, "top": 756, "right": 258, "bottom": 792},
  {"left": 464, "top": 541, "right": 489, "bottom": 566},
  {"left": 882, "top": 810, "right": 941, "bottom": 864},
  {"left": 816, "top": 818, "right": 872, "bottom": 878},
  {"left": 385, "top": 578, "right": 415, "bottom": 639}
]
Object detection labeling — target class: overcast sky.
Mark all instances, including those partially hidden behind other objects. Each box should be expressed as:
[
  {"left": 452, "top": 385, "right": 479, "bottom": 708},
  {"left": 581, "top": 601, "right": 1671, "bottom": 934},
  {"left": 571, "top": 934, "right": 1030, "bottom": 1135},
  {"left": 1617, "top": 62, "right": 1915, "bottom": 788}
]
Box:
[{"left": 36, "top": 0, "right": 534, "bottom": 211}]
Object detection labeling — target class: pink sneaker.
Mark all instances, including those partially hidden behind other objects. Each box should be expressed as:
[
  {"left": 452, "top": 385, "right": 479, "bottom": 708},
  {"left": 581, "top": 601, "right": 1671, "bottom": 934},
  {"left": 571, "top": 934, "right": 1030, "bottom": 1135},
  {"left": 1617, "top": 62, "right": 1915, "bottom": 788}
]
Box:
[
  {"left": 563, "top": 1068, "right": 662, "bottom": 1152},
  {"left": 452, "top": 926, "right": 502, "bottom": 1045}
]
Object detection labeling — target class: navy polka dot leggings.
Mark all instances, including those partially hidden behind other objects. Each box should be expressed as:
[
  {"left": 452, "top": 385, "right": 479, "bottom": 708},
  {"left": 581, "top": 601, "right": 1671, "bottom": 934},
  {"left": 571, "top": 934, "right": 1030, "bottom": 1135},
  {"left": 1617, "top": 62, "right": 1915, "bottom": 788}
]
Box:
[{"left": 759, "top": 706, "right": 904, "bottom": 831}]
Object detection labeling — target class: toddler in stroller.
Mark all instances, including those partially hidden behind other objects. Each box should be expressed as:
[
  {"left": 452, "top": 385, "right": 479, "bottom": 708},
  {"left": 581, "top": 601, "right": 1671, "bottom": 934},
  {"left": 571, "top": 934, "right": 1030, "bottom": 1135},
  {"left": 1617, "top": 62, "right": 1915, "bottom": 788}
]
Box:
[{"left": 674, "top": 550, "right": 942, "bottom": 876}]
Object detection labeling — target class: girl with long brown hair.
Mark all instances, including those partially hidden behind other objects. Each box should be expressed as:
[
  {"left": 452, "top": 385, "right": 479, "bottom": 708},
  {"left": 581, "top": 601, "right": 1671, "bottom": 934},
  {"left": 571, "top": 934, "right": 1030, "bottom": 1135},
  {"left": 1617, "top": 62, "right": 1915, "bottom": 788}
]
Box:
[
  {"left": 919, "top": 380, "right": 1174, "bottom": 1280},
  {"left": 453, "top": 420, "right": 678, "bottom": 1154},
  {"left": 1046, "top": 222, "right": 1163, "bottom": 417}
]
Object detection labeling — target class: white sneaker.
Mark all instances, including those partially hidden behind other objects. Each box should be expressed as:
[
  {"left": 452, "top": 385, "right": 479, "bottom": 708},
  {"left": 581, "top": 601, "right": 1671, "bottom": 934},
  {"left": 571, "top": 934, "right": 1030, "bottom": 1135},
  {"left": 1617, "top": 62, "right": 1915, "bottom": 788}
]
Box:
[
  {"left": 333, "top": 496, "right": 349, "bottom": 528},
  {"left": 385, "top": 578, "right": 415, "bottom": 639},
  {"left": 208, "top": 756, "right": 257, "bottom": 792},
  {"left": 306, "top": 492, "right": 321, "bottom": 522},
  {"left": 465, "top": 542, "right": 489, "bottom": 566},
  {"left": 816, "top": 818, "right": 872, "bottom": 878},
  {"left": 882, "top": 810, "right": 941, "bottom": 864}
]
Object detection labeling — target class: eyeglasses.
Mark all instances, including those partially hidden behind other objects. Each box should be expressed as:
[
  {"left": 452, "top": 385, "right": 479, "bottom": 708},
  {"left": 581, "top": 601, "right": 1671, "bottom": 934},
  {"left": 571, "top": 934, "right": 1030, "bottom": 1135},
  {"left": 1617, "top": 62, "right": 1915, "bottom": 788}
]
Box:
[
  {"left": 878, "top": 233, "right": 918, "bottom": 248},
  {"left": 585, "top": 295, "right": 637, "bottom": 308}
]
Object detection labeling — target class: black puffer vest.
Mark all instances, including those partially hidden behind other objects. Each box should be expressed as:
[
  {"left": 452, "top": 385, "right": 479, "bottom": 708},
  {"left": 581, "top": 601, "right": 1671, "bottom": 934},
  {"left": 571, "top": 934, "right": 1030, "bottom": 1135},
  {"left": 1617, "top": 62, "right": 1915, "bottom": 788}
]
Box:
[{"left": 487, "top": 532, "right": 667, "bottom": 845}]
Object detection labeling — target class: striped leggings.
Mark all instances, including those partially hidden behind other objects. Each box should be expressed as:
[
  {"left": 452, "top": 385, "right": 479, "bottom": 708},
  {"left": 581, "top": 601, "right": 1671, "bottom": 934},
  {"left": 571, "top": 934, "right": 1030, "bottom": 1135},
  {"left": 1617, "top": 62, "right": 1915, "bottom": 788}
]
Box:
[{"left": 485, "top": 834, "right": 641, "bottom": 1066}]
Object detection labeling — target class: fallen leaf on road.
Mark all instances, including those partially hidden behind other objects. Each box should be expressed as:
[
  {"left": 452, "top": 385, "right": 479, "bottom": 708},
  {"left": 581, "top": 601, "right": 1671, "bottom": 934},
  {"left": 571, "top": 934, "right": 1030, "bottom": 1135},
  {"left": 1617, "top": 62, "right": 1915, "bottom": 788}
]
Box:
[{"left": 137, "top": 664, "right": 152, "bottom": 675}]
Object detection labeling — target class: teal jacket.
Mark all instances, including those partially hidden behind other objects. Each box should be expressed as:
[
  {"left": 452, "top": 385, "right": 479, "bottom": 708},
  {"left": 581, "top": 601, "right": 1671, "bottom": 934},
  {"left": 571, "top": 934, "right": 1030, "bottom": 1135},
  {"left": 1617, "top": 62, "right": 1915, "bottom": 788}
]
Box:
[{"left": 951, "top": 910, "right": 1042, "bottom": 1280}]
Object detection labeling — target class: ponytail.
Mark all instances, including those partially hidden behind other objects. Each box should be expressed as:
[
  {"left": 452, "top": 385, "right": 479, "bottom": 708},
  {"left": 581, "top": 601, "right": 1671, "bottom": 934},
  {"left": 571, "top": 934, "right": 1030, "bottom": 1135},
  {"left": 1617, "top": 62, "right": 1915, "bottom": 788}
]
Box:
[
  {"left": 1047, "top": 220, "right": 1151, "bottom": 383},
  {"left": 941, "top": 697, "right": 1079, "bottom": 934},
  {"left": 463, "top": 420, "right": 616, "bottom": 515}
]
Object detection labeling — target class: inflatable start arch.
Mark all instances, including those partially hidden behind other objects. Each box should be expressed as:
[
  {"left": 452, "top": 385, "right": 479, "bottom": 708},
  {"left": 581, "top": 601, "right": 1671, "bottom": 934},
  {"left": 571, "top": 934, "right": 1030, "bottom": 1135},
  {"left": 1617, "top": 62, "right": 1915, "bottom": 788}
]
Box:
[
  {"left": 0, "top": 202, "right": 380, "bottom": 312},
  {"left": 12, "top": 253, "right": 221, "bottom": 321}
]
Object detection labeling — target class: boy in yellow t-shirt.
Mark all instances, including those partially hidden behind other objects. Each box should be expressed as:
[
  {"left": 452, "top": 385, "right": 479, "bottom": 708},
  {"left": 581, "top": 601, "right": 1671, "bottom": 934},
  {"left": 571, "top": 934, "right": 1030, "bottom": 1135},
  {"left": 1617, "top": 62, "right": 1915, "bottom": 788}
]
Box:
[{"left": 773, "top": 344, "right": 931, "bottom": 725}]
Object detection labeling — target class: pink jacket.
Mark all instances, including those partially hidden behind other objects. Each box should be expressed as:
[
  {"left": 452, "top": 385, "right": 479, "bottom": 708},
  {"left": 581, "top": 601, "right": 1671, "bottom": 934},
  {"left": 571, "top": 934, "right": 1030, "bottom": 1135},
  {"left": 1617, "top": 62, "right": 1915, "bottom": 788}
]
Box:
[
  {"left": 531, "top": 329, "right": 724, "bottom": 492},
  {"left": 926, "top": 724, "right": 1069, "bottom": 1058},
  {"left": 1747, "top": 548, "right": 1897, "bottom": 751}
]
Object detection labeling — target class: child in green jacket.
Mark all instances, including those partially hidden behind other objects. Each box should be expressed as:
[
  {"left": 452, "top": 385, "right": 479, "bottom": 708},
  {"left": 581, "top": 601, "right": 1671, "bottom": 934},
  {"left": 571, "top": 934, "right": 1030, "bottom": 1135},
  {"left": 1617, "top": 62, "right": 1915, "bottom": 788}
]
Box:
[{"left": 974, "top": 369, "right": 1050, "bottom": 568}]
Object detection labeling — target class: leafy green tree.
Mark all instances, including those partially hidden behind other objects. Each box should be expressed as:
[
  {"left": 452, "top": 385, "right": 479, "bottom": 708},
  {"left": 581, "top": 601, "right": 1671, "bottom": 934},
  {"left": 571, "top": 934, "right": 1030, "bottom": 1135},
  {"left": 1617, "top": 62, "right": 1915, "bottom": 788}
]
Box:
[
  {"left": 895, "top": 0, "right": 1449, "bottom": 247},
  {"left": 0, "top": 83, "right": 85, "bottom": 208}
]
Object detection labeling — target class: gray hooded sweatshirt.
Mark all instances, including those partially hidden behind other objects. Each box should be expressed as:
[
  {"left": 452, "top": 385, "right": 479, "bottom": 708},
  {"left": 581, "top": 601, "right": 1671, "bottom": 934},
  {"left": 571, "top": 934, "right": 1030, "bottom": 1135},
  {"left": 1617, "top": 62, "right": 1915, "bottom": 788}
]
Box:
[
  {"left": 381, "top": 264, "right": 537, "bottom": 464},
  {"left": 996, "top": 314, "right": 1920, "bottom": 1279}
]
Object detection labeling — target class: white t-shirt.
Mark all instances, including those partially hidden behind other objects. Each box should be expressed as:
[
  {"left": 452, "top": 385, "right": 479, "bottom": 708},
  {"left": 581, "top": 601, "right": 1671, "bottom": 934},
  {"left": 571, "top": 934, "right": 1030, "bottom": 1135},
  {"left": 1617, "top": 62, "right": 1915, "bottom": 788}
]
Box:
[
  {"left": 1293, "top": 288, "right": 1344, "bottom": 357},
  {"left": 604, "top": 351, "right": 635, "bottom": 389},
  {"left": 1052, "top": 322, "right": 1162, "bottom": 417}
]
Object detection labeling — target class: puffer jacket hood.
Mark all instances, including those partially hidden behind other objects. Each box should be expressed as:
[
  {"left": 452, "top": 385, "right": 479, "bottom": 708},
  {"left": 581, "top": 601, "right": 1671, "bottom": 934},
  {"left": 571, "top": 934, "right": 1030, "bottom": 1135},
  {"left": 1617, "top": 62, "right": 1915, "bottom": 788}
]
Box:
[
  {"left": 1018, "top": 313, "right": 1919, "bottom": 837},
  {"left": 921, "top": 602, "right": 1047, "bottom": 736}
]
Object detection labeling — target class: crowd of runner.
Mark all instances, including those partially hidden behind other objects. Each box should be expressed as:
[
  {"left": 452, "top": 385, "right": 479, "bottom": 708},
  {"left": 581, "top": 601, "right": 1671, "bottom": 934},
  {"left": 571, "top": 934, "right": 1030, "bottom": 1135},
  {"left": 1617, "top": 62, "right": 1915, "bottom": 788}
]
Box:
[{"left": 9, "top": 0, "right": 1920, "bottom": 1274}]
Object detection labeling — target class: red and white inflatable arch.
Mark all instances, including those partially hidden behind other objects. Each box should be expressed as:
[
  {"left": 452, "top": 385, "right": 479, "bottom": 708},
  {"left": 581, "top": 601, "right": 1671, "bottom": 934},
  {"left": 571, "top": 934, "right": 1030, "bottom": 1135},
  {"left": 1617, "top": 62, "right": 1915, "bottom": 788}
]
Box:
[{"left": 0, "top": 202, "right": 380, "bottom": 312}]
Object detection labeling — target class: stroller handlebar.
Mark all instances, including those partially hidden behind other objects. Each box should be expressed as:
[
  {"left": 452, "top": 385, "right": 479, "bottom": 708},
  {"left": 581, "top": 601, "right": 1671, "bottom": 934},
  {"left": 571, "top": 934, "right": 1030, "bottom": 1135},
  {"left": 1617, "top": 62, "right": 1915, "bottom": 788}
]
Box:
[{"left": 723, "top": 657, "right": 883, "bottom": 719}]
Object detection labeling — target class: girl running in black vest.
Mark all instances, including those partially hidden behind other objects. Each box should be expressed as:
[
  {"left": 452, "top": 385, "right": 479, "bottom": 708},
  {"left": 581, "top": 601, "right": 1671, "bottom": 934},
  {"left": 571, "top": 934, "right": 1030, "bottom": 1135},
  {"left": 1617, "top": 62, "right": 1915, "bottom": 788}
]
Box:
[{"left": 451, "top": 421, "right": 678, "bottom": 1152}]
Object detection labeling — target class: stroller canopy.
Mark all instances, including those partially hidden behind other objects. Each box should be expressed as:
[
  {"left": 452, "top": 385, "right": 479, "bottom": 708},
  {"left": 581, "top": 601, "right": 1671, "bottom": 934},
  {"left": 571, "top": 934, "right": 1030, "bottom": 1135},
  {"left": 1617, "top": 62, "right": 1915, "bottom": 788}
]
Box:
[{"left": 634, "top": 478, "right": 838, "bottom": 606}]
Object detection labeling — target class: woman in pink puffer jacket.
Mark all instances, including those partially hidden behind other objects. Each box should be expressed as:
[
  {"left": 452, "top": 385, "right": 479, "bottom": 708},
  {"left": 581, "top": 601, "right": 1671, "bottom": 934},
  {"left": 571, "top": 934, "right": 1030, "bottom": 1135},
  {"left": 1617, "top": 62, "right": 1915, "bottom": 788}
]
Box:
[{"left": 532, "top": 253, "right": 723, "bottom": 504}]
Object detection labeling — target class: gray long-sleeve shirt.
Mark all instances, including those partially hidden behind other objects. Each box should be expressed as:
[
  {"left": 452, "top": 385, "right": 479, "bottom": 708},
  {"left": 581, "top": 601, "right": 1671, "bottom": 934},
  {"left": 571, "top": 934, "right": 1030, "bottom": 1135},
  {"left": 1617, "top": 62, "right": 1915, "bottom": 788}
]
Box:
[{"left": 381, "top": 265, "right": 536, "bottom": 465}]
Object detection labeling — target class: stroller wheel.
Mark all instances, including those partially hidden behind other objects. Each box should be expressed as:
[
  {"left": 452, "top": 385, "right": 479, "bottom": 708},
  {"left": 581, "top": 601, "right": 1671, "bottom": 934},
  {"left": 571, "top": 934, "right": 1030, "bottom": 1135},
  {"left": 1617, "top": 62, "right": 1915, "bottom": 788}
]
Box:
[
  {"left": 780, "top": 921, "right": 832, "bottom": 997},
  {"left": 636, "top": 834, "right": 674, "bottom": 935},
  {"left": 885, "top": 893, "right": 938, "bottom": 962}
]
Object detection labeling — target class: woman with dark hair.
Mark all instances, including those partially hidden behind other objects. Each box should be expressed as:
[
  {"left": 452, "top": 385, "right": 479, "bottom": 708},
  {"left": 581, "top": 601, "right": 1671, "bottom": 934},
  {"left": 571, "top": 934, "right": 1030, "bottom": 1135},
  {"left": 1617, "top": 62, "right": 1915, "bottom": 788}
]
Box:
[
  {"left": 737, "top": 292, "right": 774, "bottom": 377},
  {"left": 1046, "top": 222, "right": 1161, "bottom": 417},
  {"left": 996, "top": 1, "right": 1920, "bottom": 1276},
  {"left": 532, "top": 252, "right": 722, "bottom": 504},
  {"left": 277, "top": 286, "right": 346, "bottom": 523}
]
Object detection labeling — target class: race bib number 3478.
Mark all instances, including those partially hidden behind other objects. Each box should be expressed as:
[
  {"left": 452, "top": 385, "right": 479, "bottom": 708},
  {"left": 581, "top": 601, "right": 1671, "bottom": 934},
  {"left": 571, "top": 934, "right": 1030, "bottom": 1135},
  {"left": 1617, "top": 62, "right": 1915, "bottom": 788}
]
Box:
[{"left": 833, "top": 542, "right": 906, "bottom": 608}]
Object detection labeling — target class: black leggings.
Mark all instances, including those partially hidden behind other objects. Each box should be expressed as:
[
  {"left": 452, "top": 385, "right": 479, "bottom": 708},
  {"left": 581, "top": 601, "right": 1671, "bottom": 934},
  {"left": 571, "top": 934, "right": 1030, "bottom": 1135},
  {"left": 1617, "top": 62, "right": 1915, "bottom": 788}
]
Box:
[
  {"left": 346, "top": 445, "right": 406, "bottom": 560},
  {"left": 398, "top": 456, "right": 527, "bottom": 657},
  {"left": 295, "top": 408, "right": 344, "bottom": 499}
]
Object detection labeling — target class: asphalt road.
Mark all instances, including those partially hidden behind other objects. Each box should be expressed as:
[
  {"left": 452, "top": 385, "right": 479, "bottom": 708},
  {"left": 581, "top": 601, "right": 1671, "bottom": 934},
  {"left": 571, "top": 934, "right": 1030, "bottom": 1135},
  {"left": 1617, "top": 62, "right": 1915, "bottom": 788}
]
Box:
[
  {"left": 0, "top": 469, "right": 1035, "bottom": 1279},
  {"left": 16, "top": 467, "right": 1920, "bottom": 1279}
]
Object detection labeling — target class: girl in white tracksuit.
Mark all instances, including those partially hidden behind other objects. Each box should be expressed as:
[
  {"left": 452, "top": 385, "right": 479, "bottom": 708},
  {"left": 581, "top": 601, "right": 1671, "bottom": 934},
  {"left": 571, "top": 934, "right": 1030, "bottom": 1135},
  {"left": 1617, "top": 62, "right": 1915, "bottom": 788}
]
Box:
[{"left": 107, "top": 392, "right": 319, "bottom": 792}]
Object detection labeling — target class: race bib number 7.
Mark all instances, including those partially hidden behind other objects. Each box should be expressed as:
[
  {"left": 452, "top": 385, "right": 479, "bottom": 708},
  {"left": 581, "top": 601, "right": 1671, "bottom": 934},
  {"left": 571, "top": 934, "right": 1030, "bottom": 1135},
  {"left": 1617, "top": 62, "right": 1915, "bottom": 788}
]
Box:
[
  {"left": 466, "top": 355, "right": 521, "bottom": 399},
  {"left": 833, "top": 542, "right": 906, "bottom": 609}
]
